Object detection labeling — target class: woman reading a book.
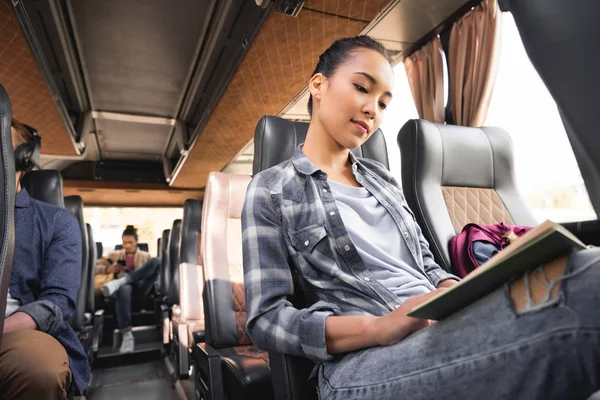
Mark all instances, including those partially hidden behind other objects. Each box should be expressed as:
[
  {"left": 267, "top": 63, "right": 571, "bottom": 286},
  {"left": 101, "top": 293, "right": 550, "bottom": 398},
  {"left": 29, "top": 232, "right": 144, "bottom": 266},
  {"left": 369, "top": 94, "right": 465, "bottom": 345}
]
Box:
[{"left": 242, "top": 36, "right": 600, "bottom": 399}]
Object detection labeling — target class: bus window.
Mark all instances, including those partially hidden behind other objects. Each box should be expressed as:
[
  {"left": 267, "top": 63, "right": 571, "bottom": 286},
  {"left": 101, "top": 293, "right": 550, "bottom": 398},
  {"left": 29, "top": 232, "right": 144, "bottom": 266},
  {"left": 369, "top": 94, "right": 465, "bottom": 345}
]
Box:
[
  {"left": 83, "top": 207, "right": 183, "bottom": 256},
  {"left": 485, "top": 14, "right": 597, "bottom": 223},
  {"left": 379, "top": 62, "right": 419, "bottom": 183}
]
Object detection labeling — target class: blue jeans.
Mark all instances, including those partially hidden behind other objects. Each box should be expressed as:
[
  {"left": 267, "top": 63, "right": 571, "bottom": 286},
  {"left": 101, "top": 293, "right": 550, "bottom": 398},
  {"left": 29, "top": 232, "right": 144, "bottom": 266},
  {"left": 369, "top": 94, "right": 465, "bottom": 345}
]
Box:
[
  {"left": 318, "top": 248, "right": 600, "bottom": 400},
  {"left": 112, "top": 257, "right": 160, "bottom": 330}
]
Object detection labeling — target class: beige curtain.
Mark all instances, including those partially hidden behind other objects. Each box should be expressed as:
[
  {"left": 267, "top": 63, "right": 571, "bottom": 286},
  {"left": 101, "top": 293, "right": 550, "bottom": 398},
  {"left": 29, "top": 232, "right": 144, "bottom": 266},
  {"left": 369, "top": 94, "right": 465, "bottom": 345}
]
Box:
[
  {"left": 404, "top": 37, "right": 445, "bottom": 124},
  {"left": 449, "top": 0, "right": 502, "bottom": 127}
]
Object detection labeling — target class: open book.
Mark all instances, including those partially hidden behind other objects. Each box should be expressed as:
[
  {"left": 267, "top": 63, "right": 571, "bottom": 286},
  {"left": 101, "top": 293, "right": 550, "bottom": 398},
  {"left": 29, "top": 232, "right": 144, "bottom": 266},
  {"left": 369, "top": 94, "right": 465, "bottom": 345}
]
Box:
[{"left": 407, "top": 220, "right": 587, "bottom": 320}]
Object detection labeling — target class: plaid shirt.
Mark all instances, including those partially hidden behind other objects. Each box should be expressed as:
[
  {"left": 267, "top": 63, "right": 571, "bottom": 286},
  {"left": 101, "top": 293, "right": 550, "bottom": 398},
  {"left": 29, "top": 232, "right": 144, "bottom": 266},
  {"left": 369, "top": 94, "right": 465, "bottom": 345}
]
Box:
[{"left": 242, "top": 146, "right": 458, "bottom": 363}]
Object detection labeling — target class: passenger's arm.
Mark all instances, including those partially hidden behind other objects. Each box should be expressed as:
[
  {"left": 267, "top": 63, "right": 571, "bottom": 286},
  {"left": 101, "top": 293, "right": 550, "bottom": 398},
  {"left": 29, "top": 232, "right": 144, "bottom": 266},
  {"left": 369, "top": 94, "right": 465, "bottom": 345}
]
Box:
[
  {"left": 243, "top": 175, "right": 341, "bottom": 363},
  {"left": 325, "top": 288, "right": 446, "bottom": 352},
  {"left": 16, "top": 210, "right": 81, "bottom": 336},
  {"left": 95, "top": 258, "right": 110, "bottom": 274}
]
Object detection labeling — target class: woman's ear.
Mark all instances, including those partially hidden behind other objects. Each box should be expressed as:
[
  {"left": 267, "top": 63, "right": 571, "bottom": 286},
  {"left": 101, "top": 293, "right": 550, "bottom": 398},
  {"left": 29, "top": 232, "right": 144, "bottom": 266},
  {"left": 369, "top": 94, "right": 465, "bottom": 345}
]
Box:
[{"left": 309, "top": 73, "right": 324, "bottom": 100}]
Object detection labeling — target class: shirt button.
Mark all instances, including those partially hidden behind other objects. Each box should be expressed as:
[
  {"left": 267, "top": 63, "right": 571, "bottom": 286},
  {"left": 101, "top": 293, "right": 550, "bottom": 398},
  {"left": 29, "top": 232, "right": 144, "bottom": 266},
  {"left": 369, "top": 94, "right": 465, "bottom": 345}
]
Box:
[
  {"left": 344, "top": 245, "right": 350, "bottom": 251},
  {"left": 323, "top": 189, "right": 328, "bottom": 193},
  {"left": 329, "top": 211, "right": 336, "bottom": 216},
  {"left": 404, "top": 231, "right": 409, "bottom": 238},
  {"left": 304, "top": 240, "right": 310, "bottom": 247},
  {"left": 357, "top": 177, "right": 364, "bottom": 184},
  {"left": 352, "top": 164, "right": 358, "bottom": 172},
  {"left": 364, "top": 277, "right": 371, "bottom": 282},
  {"left": 382, "top": 200, "right": 388, "bottom": 206}
]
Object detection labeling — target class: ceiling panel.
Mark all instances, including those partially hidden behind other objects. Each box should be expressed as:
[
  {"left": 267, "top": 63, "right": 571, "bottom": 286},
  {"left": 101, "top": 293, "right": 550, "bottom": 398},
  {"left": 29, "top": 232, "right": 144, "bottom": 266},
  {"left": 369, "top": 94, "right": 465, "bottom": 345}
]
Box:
[
  {"left": 95, "top": 119, "right": 171, "bottom": 161},
  {"left": 69, "top": 0, "right": 211, "bottom": 117},
  {"left": 304, "top": 0, "right": 388, "bottom": 22},
  {"left": 172, "top": 4, "right": 389, "bottom": 188},
  {"left": 0, "top": 3, "right": 76, "bottom": 155}
]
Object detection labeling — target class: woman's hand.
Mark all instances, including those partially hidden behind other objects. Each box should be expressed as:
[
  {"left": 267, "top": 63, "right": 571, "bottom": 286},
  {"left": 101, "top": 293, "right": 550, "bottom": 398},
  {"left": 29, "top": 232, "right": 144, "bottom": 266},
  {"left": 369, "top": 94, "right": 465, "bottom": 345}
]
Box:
[
  {"left": 106, "top": 262, "right": 122, "bottom": 275},
  {"left": 372, "top": 288, "right": 447, "bottom": 346}
]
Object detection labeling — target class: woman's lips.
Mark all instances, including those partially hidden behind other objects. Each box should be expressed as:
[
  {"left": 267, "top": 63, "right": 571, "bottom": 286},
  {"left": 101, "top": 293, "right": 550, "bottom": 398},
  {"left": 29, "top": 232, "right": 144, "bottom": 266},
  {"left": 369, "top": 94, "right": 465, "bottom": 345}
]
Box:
[{"left": 352, "top": 121, "right": 368, "bottom": 135}]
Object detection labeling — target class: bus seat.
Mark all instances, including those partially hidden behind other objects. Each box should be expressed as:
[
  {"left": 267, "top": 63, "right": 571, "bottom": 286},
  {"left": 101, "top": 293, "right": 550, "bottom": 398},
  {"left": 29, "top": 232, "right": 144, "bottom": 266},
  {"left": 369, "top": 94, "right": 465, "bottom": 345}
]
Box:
[
  {"left": 21, "top": 170, "right": 65, "bottom": 208},
  {"left": 0, "top": 83, "right": 16, "bottom": 346},
  {"left": 155, "top": 229, "right": 171, "bottom": 343},
  {"left": 86, "top": 223, "right": 104, "bottom": 358},
  {"left": 64, "top": 196, "right": 90, "bottom": 332},
  {"left": 114, "top": 242, "right": 149, "bottom": 252},
  {"left": 398, "top": 119, "right": 538, "bottom": 273},
  {"left": 157, "top": 237, "right": 162, "bottom": 259},
  {"left": 96, "top": 242, "right": 103, "bottom": 259},
  {"left": 161, "top": 220, "right": 181, "bottom": 346},
  {"left": 167, "top": 219, "right": 182, "bottom": 307},
  {"left": 252, "top": 115, "right": 389, "bottom": 400},
  {"left": 85, "top": 224, "right": 96, "bottom": 314},
  {"left": 64, "top": 195, "right": 94, "bottom": 360},
  {"left": 193, "top": 172, "right": 274, "bottom": 400},
  {"left": 159, "top": 229, "right": 171, "bottom": 299},
  {"left": 171, "top": 199, "right": 205, "bottom": 378}
]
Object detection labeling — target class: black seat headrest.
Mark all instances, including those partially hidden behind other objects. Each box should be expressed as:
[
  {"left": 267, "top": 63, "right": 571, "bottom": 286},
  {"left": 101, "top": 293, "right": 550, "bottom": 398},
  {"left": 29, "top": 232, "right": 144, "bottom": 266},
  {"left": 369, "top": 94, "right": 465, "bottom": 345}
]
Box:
[
  {"left": 20, "top": 170, "right": 64, "bottom": 208},
  {"left": 252, "top": 116, "right": 390, "bottom": 174},
  {"left": 114, "top": 243, "right": 148, "bottom": 252},
  {"left": 180, "top": 199, "right": 203, "bottom": 265}
]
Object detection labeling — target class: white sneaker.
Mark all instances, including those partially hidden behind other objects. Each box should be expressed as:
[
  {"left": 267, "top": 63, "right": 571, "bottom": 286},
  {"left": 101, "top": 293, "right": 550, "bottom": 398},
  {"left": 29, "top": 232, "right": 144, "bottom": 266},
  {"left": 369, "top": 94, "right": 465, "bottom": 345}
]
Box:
[
  {"left": 119, "top": 330, "right": 135, "bottom": 353},
  {"left": 101, "top": 277, "right": 126, "bottom": 297}
]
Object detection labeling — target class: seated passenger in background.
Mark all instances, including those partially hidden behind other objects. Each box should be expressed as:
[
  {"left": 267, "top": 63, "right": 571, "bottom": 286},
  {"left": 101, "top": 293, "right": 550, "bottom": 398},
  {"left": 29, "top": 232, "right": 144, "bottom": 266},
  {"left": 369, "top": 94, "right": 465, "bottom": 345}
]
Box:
[
  {"left": 242, "top": 36, "right": 600, "bottom": 400},
  {"left": 0, "top": 119, "right": 88, "bottom": 399},
  {"left": 96, "top": 225, "right": 160, "bottom": 353}
]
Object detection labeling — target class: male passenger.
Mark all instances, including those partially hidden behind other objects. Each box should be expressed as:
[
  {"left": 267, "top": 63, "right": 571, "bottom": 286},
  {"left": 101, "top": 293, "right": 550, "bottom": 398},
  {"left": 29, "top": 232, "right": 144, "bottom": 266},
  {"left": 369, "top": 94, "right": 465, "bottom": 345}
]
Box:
[
  {"left": 96, "top": 226, "right": 160, "bottom": 353},
  {"left": 0, "top": 119, "right": 89, "bottom": 399}
]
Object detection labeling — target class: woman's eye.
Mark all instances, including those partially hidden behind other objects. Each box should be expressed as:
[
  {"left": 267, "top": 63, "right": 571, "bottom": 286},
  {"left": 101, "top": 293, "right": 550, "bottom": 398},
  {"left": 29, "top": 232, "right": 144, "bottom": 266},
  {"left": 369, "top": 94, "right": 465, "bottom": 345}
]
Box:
[
  {"left": 379, "top": 102, "right": 388, "bottom": 110},
  {"left": 354, "top": 84, "right": 368, "bottom": 93}
]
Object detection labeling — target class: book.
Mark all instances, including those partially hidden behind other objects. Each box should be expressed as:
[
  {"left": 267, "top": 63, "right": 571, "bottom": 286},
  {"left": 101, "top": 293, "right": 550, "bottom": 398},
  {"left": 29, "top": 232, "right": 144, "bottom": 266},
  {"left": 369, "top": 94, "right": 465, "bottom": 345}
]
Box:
[{"left": 407, "top": 220, "right": 587, "bottom": 320}]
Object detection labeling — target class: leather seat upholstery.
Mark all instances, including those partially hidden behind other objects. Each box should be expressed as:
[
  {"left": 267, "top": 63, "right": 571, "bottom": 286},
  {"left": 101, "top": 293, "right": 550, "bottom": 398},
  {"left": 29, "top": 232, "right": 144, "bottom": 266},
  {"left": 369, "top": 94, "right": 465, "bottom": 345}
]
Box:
[
  {"left": 159, "top": 229, "right": 171, "bottom": 298},
  {"left": 96, "top": 242, "right": 103, "bottom": 259},
  {"left": 251, "top": 115, "right": 391, "bottom": 400},
  {"left": 167, "top": 219, "right": 182, "bottom": 306},
  {"left": 195, "top": 172, "right": 273, "bottom": 400},
  {"left": 21, "top": 170, "right": 65, "bottom": 208},
  {"left": 398, "top": 119, "right": 538, "bottom": 272},
  {"left": 171, "top": 200, "right": 205, "bottom": 378},
  {"left": 0, "top": 83, "right": 16, "bottom": 344},
  {"left": 85, "top": 223, "right": 96, "bottom": 314},
  {"left": 172, "top": 199, "right": 205, "bottom": 346},
  {"left": 64, "top": 195, "right": 90, "bottom": 332}
]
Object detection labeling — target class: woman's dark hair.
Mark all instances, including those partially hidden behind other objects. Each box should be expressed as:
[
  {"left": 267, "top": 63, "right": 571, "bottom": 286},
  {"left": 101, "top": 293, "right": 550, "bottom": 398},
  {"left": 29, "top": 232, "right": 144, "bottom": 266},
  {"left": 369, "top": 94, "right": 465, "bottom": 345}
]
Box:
[
  {"left": 307, "top": 35, "right": 394, "bottom": 116},
  {"left": 122, "top": 225, "right": 138, "bottom": 241}
]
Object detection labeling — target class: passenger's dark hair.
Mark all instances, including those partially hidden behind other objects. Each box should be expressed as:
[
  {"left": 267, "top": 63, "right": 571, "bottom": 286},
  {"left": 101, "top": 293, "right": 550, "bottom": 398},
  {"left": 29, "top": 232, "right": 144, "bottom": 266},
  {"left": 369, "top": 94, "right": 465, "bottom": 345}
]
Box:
[
  {"left": 307, "top": 35, "right": 394, "bottom": 116},
  {"left": 122, "top": 225, "right": 138, "bottom": 241}
]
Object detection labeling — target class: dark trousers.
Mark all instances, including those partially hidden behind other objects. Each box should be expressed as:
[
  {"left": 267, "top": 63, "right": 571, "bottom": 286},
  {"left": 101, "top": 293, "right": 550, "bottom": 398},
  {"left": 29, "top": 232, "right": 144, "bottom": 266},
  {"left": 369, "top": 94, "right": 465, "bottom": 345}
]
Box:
[{"left": 112, "top": 257, "right": 160, "bottom": 330}]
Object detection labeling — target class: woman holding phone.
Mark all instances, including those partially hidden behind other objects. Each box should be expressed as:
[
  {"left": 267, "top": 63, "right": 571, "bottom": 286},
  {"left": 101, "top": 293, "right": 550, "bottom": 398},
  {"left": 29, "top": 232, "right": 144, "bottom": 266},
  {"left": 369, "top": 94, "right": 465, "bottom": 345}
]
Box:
[{"left": 95, "top": 225, "right": 161, "bottom": 353}]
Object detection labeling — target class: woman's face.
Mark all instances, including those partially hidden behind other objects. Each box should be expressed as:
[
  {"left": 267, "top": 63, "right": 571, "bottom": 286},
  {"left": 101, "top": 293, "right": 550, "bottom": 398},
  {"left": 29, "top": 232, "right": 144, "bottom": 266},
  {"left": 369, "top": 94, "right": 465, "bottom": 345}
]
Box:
[
  {"left": 122, "top": 235, "right": 137, "bottom": 254},
  {"left": 312, "top": 48, "right": 394, "bottom": 150}
]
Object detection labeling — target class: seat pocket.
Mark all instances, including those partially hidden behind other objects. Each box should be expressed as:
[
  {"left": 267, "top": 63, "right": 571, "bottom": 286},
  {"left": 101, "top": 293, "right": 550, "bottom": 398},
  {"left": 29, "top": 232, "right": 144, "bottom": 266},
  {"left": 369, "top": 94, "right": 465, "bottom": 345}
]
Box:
[{"left": 288, "top": 224, "right": 327, "bottom": 253}]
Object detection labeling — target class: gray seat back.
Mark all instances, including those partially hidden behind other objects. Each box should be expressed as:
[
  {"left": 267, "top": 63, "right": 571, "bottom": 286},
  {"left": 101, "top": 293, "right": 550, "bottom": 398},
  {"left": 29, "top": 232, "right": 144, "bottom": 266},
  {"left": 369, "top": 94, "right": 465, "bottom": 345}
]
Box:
[
  {"left": 0, "top": 84, "right": 16, "bottom": 344},
  {"left": 398, "top": 119, "right": 537, "bottom": 271},
  {"left": 64, "top": 195, "right": 90, "bottom": 330}
]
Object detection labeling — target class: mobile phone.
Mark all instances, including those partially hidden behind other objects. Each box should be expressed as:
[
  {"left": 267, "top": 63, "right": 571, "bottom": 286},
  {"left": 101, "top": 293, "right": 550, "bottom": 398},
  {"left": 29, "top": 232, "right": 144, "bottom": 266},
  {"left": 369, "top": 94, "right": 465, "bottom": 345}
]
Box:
[{"left": 117, "top": 259, "right": 126, "bottom": 266}]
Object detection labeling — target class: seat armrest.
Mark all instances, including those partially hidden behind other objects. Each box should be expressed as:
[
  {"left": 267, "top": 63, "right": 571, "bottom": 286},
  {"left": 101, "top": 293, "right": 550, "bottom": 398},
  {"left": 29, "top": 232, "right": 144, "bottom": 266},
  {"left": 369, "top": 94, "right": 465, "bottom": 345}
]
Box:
[
  {"left": 193, "top": 342, "right": 224, "bottom": 400},
  {"left": 172, "top": 320, "right": 190, "bottom": 379},
  {"left": 93, "top": 309, "right": 105, "bottom": 353},
  {"left": 161, "top": 303, "right": 170, "bottom": 345},
  {"left": 269, "top": 351, "right": 318, "bottom": 400}
]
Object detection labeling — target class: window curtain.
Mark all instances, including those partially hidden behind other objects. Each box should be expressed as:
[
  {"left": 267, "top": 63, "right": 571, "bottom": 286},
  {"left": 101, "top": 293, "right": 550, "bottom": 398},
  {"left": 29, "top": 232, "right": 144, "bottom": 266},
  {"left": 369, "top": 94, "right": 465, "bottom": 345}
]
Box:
[
  {"left": 449, "top": 0, "right": 502, "bottom": 127},
  {"left": 404, "top": 37, "right": 445, "bottom": 124}
]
